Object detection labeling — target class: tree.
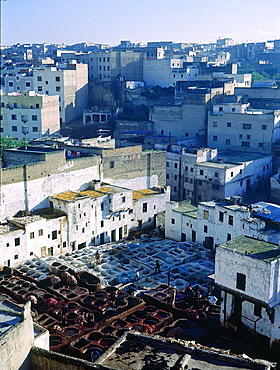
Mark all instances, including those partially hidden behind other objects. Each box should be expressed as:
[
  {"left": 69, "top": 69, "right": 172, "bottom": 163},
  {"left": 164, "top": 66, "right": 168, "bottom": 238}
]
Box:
[{"left": 0, "top": 137, "right": 26, "bottom": 157}]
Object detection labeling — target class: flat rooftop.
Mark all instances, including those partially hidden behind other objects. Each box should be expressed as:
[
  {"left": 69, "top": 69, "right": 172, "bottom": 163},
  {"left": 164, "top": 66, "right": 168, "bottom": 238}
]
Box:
[
  {"left": 0, "top": 299, "right": 22, "bottom": 337},
  {"left": 219, "top": 235, "right": 280, "bottom": 262},
  {"left": 132, "top": 188, "right": 162, "bottom": 200},
  {"left": 170, "top": 201, "right": 198, "bottom": 218}
]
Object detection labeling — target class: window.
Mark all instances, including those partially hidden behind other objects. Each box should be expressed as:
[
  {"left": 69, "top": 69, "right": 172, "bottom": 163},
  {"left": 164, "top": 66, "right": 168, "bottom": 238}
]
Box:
[
  {"left": 262, "top": 125, "right": 267, "bottom": 130},
  {"left": 30, "top": 232, "right": 35, "bottom": 239},
  {"left": 227, "top": 233, "right": 231, "bottom": 241},
  {"left": 190, "top": 167, "right": 193, "bottom": 173},
  {"left": 166, "top": 161, "right": 169, "bottom": 167},
  {"left": 0, "top": 127, "right": 3, "bottom": 133},
  {"left": 215, "top": 172, "right": 219, "bottom": 178},
  {"left": 143, "top": 203, "right": 147, "bottom": 213},
  {"left": 227, "top": 122, "right": 231, "bottom": 127},
  {"left": 219, "top": 212, "right": 224, "bottom": 222},
  {"left": 52, "top": 230, "right": 57, "bottom": 240},
  {"left": 171, "top": 218, "right": 175, "bottom": 224},
  {"left": 200, "top": 170, "right": 204, "bottom": 175},
  {"left": 46, "top": 91, "right": 49, "bottom": 94},
  {"left": 56, "top": 86, "right": 60, "bottom": 92},
  {"left": 204, "top": 210, "right": 209, "bottom": 220},
  {"left": 14, "top": 255, "right": 19, "bottom": 260},
  {"left": 110, "top": 161, "right": 114, "bottom": 168},
  {"left": 204, "top": 225, "right": 208, "bottom": 233},
  {"left": 246, "top": 135, "right": 251, "bottom": 139},
  {"left": 55, "top": 76, "right": 60, "bottom": 82},
  {"left": 213, "top": 121, "right": 217, "bottom": 127},
  {"left": 0, "top": 115, "right": 3, "bottom": 120},
  {"left": 45, "top": 81, "right": 48, "bottom": 85},
  {"left": 166, "top": 174, "right": 169, "bottom": 179},
  {"left": 240, "top": 181, "right": 243, "bottom": 186},
  {"left": 241, "top": 141, "right": 250, "bottom": 147},
  {"left": 37, "top": 76, "right": 42, "bottom": 81},
  {"left": 38, "top": 229, "right": 43, "bottom": 236},
  {"left": 32, "top": 115, "right": 37, "bottom": 121},
  {"left": 129, "top": 209, "right": 133, "bottom": 214},
  {"left": 254, "top": 303, "right": 262, "bottom": 317},
  {"left": 174, "top": 163, "right": 178, "bottom": 169},
  {"left": 32, "top": 127, "right": 38, "bottom": 132},
  {"left": 8, "top": 81, "right": 13, "bottom": 86},
  {"left": 228, "top": 215, "right": 234, "bottom": 225},
  {"left": 243, "top": 123, "right": 251, "bottom": 129},
  {"left": 258, "top": 143, "right": 264, "bottom": 147},
  {"left": 12, "top": 126, "right": 17, "bottom": 131},
  {"left": 185, "top": 133, "right": 188, "bottom": 137},
  {"left": 122, "top": 196, "right": 126, "bottom": 202},
  {"left": 239, "top": 134, "right": 243, "bottom": 139},
  {"left": 231, "top": 171, "right": 233, "bottom": 177},
  {"left": 63, "top": 241, "right": 66, "bottom": 248},
  {"left": 219, "top": 107, "right": 223, "bottom": 112},
  {"left": 101, "top": 203, "right": 104, "bottom": 211},
  {"left": 236, "top": 273, "right": 246, "bottom": 291},
  {"left": 185, "top": 166, "right": 188, "bottom": 171},
  {"left": 38, "top": 86, "right": 42, "bottom": 92},
  {"left": 226, "top": 139, "right": 230, "bottom": 145},
  {"left": 11, "top": 114, "right": 17, "bottom": 120},
  {"left": 15, "top": 237, "right": 20, "bottom": 246},
  {"left": 26, "top": 82, "right": 31, "bottom": 87},
  {"left": 36, "top": 103, "right": 40, "bottom": 108},
  {"left": 213, "top": 135, "right": 218, "bottom": 141}
]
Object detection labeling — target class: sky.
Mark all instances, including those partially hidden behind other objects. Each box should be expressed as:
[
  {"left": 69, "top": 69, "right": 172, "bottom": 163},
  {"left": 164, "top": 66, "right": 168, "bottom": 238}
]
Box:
[{"left": 1, "top": 0, "right": 280, "bottom": 46}]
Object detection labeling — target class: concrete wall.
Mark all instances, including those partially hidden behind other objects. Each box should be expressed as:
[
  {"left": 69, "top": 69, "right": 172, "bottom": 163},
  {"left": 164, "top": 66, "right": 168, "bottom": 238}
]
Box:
[{"left": 0, "top": 302, "right": 34, "bottom": 370}]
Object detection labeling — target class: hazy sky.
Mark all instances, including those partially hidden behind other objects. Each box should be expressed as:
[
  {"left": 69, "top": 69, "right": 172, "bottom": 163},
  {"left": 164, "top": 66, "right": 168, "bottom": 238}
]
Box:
[{"left": 2, "top": 0, "right": 280, "bottom": 46}]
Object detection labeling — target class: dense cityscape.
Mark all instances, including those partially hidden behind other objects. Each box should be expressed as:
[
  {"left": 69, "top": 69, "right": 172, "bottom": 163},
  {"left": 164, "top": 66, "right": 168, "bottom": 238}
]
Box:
[{"left": 1, "top": 31, "right": 280, "bottom": 370}]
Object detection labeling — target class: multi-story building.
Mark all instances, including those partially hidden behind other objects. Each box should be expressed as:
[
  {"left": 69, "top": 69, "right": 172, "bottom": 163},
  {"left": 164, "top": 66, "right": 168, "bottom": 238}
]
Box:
[
  {"left": 166, "top": 146, "right": 271, "bottom": 203},
  {"left": 3, "top": 62, "right": 88, "bottom": 124},
  {"left": 165, "top": 198, "right": 280, "bottom": 248},
  {"left": 208, "top": 103, "right": 280, "bottom": 154},
  {"left": 214, "top": 235, "right": 280, "bottom": 359},
  {"left": 0, "top": 144, "right": 166, "bottom": 221},
  {"left": 0, "top": 91, "right": 60, "bottom": 140}
]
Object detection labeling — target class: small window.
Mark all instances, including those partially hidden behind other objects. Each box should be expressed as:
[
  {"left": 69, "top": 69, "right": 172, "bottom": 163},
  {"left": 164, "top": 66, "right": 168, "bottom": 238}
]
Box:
[
  {"left": 227, "top": 122, "right": 231, "bottom": 127},
  {"left": 32, "top": 127, "right": 38, "bottom": 132},
  {"left": 38, "top": 86, "right": 43, "bottom": 92},
  {"left": 12, "top": 126, "right": 17, "bottom": 131},
  {"left": 243, "top": 123, "right": 251, "bottom": 129},
  {"left": 174, "top": 175, "right": 177, "bottom": 180},
  {"left": 26, "top": 82, "right": 31, "bottom": 87},
  {"left": 122, "top": 196, "right": 126, "bottom": 202},
  {"left": 11, "top": 114, "right": 17, "bottom": 120},
  {"left": 231, "top": 171, "right": 233, "bottom": 177},
  {"left": 45, "top": 81, "right": 49, "bottom": 85},
  {"left": 30, "top": 232, "right": 35, "bottom": 239},
  {"left": 190, "top": 167, "right": 193, "bottom": 173},
  {"left": 241, "top": 141, "right": 250, "bottom": 147},
  {"left": 36, "top": 103, "right": 40, "bottom": 108},
  {"left": 174, "top": 163, "right": 178, "bottom": 169},
  {"left": 56, "top": 86, "right": 60, "bottom": 92},
  {"left": 236, "top": 272, "right": 246, "bottom": 291},
  {"left": 38, "top": 229, "right": 43, "bottom": 236},
  {"left": 37, "top": 76, "right": 42, "bottom": 81},
  {"left": 110, "top": 161, "right": 114, "bottom": 168},
  {"left": 14, "top": 254, "right": 19, "bottom": 260},
  {"left": 166, "top": 174, "right": 169, "bottom": 179},
  {"left": 200, "top": 170, "right": 204, "bottom": 175},
  {"left": 262, "top": 125, "right": 267, "bottom": 130},
  {"left": 166, "top": 161, "right": 169, "bottom": 167},
  {"left": 143, "top": 202, "right": 147, "bottom": 213},
  {"left": 213, "top": 135, "right": 218, "bottom": 141},
  {"left": 215, "top": 172, "right": 219, "bottom": 178},
  {"left": 101, "top": 220, "right": 104, "bottom": 228},
  {"left": 171, "top": 218, "right": 175, "bottom": 224},
  {"left": 101, "top": 203, "right": 104, "bottom": 211},
  {"left": 52, "top": 230, "right": 58, "bottom": 240},
  {"left": 254, "top": 303, "right": 262, "bottom": 317},
  {"left": 227, "top": 233, "right": 231, "bottom": 241},
  {"left": 228, "top": 215, "right": 234, "bottom": 225},
  {"left": 8, "top": 81, "right": 13, "bottom": 86},
  {"left": 213, "top": 121, "right": 217, "bottom": 127},
  {"left": 226, "top": 139, "right": 230, "bottom": 145},
  {"left": 63, "top": 241, "right": 66, "bottom": 248},
  {"left": 219, "top": 212, "right": 224, "bottom": 222},
  {"left": 6, "top": 243, "right": 10, "bottom": 247},
  {"left": 55, "top": 76, "right": 60, "bottom": 82},
  {"left": 129, "top": 209, "right": 133, "bottom": 214},
  {"left": 204, "top": 210, "right": 209, "bottom": 220},
  {"left": 239, "top": 134, "right": 243, "bottom": 139},
  {"left": 204, "top": 225, "right": 208, "bottom": 233},
  {"left": 15, "top": 237, "right": 20, "bottom": 246},
  {"left": 174, "top": 186, "right": 177, "bottom": 191},
  {"left": 185, "top": 166, "right": 188, "bottom": 171},
  {"left": 247, "top": 135, "right": 251, "bottom": 139},
  {"left": 219, "top": 107, "right": 223, "bottom": 112}
]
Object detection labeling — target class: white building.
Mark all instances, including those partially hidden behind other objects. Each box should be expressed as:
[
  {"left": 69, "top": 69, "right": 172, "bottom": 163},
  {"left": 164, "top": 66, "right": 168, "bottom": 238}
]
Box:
[
  {"left": 3, "top": 62, "right": 88, "bottom": 124},
  {"left": 49, "top": 183, "right": 170, "bottom": 248},
  {"left": 215, "top": 235, "right": 280, "bottom": 358},
  {"left": 165, "top": 198, "right": 280, "bottom": 248},
  {"left": 0, "top": 91, "right": 60, "bottom": 140},
  {"left": 143, "top": 58, "right": 198, "bottom": 87},
  {"left": 208, "top": 103, "right": 280, "bottom": 154}
]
